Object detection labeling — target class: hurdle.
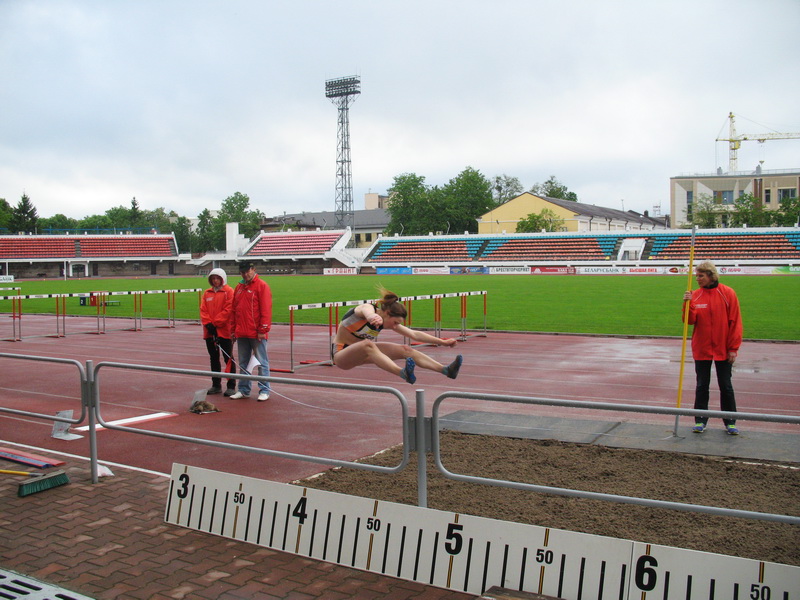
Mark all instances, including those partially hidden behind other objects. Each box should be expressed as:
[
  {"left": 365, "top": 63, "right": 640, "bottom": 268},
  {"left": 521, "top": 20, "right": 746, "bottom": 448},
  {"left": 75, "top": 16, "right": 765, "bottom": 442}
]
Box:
[
  {"left": 124, "top": 291, "right": 144, "bottom": 331},
  {"left": 286, "top": 290, "right": 488, "bottom": 372},
  {"left": 86, "top": 291, "right": 108, "bottom": 335},
  {"left": 1, "top": 288, "right": 22, "bottom": 341},
  {"left": 51, "top": 294, "right": 67, "bottom": 337},
  {"left": 155, "top": 289, "right": 181, "bottom": 328},
  {"left": 0, "top": 288, "right": 202, "bottom": 340}
]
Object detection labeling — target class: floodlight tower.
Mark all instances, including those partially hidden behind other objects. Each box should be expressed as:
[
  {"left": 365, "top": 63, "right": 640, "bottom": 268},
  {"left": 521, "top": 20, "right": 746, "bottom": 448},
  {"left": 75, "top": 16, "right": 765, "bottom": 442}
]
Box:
[{"left": 325, "top": 75, "right": 361, "bottom": 232}]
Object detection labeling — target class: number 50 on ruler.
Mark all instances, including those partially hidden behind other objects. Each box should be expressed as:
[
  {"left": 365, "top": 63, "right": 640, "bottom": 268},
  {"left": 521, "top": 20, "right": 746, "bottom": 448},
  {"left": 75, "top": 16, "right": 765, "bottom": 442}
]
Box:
[{"left": 165, "top": 464, "right": 799, "bottom": 598}]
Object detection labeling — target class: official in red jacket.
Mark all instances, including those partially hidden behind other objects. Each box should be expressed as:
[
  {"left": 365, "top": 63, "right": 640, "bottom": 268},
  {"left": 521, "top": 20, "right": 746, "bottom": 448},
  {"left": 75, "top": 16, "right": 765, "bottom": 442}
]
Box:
[
  {"left": 200, "top": 268, "right": 236, "bottom": 396},
  {"left": 229, "top": 261, "right": 273, "bottom": 402},
  {"left": 682, "top": 261, "right": 743, "bottom": 435}
]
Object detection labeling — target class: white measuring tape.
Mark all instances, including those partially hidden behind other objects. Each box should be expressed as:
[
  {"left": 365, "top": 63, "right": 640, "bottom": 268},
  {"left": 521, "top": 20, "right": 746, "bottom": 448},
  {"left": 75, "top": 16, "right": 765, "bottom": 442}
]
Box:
[{"left": 165, "top": 464, "right": 799, "bottom": 598}]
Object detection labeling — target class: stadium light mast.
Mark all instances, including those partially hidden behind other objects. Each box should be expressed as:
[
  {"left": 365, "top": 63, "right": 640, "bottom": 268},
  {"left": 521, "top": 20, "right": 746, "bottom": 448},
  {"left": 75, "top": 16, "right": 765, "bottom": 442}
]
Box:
[{"left": 325, "top": 75, "right": 360, "bottom": 233}]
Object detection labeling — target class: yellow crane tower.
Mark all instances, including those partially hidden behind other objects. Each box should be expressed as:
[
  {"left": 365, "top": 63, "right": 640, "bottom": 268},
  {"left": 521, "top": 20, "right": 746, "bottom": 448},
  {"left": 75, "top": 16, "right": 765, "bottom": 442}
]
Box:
[{"left": 716, "top": 112, "right": 800, "bottom": 173}]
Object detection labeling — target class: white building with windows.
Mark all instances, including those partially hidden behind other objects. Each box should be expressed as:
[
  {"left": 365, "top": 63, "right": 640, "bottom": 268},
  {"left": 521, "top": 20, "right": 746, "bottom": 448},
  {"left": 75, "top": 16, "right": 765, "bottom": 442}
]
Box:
[{"left": 670, "top": 168, "right": 799, "bottom": 227}]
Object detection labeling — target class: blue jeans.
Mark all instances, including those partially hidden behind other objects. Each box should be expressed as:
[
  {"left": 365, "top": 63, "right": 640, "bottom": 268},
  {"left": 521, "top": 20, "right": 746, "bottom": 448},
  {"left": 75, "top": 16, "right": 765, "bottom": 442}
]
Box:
[
  {"left": 694, "top": 360, "right": 736, "bottom": 426},
  {"left": 236, "top": 337, "right": 270, "bottom": 395}
]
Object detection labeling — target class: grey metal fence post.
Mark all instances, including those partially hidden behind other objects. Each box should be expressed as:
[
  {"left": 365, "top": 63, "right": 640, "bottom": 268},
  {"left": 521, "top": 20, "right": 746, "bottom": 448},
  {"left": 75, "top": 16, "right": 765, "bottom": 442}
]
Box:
[
  {"left": 85, "top": 360, "right": 100, "bottom": 484},
  {"left": 415, "top": 389, "right": 427, "bottom": 508}
]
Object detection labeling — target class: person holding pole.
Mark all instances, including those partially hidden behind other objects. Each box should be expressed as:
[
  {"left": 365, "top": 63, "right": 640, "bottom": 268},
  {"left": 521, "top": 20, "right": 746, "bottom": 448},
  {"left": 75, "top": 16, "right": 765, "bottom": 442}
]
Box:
[
  {"left": 200, "top": 268, "right": 236, "bottom": 396},
  {"left": 229, "top": 261, "right": 273, "bottom": 401},
  {"left": 332, "top": 287, "right": 463, "bottom": 384},
  {"left": 682, "top": 261, "right": 743, "bottom": 435}
]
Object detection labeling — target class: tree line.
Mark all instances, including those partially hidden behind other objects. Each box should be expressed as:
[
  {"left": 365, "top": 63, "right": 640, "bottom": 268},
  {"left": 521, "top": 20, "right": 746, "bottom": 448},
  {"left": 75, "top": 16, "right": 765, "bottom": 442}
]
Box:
[
  {"left": 0, "top": 172, "right": 578, "bottom": 251},
  {"left": 5, "top": 171, "right": 794, "bottom": 251}
]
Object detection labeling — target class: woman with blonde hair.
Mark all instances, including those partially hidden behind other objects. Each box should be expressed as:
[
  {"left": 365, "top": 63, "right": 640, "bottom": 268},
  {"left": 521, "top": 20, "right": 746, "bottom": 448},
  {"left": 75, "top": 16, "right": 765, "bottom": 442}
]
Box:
[
  {"left": 332, "top": 288, "right": 463, "bottom": 384},
  {"left": 682, "top": 261, "right": 743, "bottom": 434}
]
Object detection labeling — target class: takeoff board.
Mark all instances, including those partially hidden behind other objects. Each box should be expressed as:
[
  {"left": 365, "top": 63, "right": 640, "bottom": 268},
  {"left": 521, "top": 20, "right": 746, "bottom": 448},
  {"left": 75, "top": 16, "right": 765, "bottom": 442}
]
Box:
[{"left": 165, "top": 464, "right": 799, "bottom": 598}]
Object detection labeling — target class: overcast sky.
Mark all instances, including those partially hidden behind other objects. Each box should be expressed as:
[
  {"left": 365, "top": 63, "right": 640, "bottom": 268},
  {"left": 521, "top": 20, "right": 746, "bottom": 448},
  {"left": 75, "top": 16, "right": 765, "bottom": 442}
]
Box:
[{"left": 2, "top": 0, "right": 799, "bottom": 223}]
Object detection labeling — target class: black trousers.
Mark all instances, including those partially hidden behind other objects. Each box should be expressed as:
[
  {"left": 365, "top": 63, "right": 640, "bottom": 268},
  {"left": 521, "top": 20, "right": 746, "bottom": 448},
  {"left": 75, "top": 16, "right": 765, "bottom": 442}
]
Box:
[
  {"left": 205, "top": 337, "right": 236, "bottom": 389},
  {"left": 693, "top": 360, "right": 737, "bottom": 426}
]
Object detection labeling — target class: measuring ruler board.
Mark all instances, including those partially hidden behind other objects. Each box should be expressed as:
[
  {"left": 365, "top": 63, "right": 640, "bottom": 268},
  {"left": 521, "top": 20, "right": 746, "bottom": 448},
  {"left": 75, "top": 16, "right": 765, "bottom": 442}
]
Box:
[{"left": 164, "top": 464, "right": 799, "bottom": 598}]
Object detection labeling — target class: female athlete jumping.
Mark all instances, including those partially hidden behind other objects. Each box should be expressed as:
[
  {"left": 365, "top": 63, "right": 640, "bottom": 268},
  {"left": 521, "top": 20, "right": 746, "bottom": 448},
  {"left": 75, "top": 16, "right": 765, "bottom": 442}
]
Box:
[{"left": 332, "top": 288, "right": 463, "bottom": 384}]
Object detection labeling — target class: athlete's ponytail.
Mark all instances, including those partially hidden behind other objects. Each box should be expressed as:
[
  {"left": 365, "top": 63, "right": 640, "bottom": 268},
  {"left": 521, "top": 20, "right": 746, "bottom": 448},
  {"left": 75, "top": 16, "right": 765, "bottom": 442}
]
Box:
[{"left": 377, "top": 287, "right": 407, "bottom": 318}]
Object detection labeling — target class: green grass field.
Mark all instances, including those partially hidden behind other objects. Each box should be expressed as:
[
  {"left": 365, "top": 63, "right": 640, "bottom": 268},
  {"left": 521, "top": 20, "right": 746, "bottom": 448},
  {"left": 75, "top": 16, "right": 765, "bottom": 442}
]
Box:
[{"left": 2, "top": 274, "right": 798, "bottom": 340}]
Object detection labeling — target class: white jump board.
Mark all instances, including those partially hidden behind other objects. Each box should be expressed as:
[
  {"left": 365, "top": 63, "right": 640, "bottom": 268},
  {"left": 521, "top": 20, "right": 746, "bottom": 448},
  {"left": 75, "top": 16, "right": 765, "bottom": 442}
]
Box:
[{"left": 165, "top": 463, "right": 799, "bottom": 599}]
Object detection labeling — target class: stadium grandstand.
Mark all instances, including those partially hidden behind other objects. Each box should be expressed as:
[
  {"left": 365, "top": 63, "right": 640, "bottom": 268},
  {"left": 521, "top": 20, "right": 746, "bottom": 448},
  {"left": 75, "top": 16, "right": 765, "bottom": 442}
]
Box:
[
  {"left": 1, "top": 227, "right": 799, "bottom": 279},
  {"left": 360, "top": 228, "right": 800, "bottom": 270},
  {"left": 0, "top": 233, "right": 180, "bottom": 279}
]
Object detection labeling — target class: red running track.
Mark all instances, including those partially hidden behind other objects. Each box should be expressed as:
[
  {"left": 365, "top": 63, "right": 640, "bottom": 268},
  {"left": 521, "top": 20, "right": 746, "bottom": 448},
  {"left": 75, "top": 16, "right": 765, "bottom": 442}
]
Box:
[{"left": 1, "top": 316, "right": 798, "bottom": 482}]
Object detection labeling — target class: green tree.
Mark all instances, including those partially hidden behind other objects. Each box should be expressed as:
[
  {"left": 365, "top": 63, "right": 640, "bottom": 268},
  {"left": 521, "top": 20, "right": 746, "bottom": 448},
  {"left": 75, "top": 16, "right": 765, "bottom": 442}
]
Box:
[
  {"left": 130, "top": 197, "right": 142, "bottom": 228},
  {"left": 8, "top": 193, "right": 39, "bottom": 233},
  {"left": 77, "top": 214, "right": 114, "bottom": 232},
  {"left": 774, "top": 194, "right": 800, "bottom": 227},
  {"left": 39, "top": 214, "right": 79, "bottom": 233},
  {"left": 690, "top": 194, "right": 721, "bottom": 228},
  {"left": 104, "top": 205, "right": 134, "bottom": 230},
  {"left": 492, "top": 174, "right": 523, "bottom": 206},
  {"left": 195, "top": 208, "right": 217, "bottom": 253},
  {"left": 440, "top": 167, "right": 494, "bottom": 233},
  {"left": 530, "top": 175, "right": 578, "bottom": 201},
  {"left": 0, "top": 198, "right": 12, "bottom": 231},
  {"left": 140, "top": 207, "right": 174, "bottom": 233},
  {"left": 516, "top": 208, "right": 565, "bottom": 233},
  {"left": 385, "top": 173, "right": 431, "bottom": 235},
  {"left": 169, "top": 214, "right": 193, "bottom": 254},
  {"left": 211, "top": 192, "right": 264, "bottom": 249},
  {"left": 386, "top": 169, "right": 494, "bottom": 236},
  {"left": 731, "top": 193, "right": 771, "bottom": 228}
]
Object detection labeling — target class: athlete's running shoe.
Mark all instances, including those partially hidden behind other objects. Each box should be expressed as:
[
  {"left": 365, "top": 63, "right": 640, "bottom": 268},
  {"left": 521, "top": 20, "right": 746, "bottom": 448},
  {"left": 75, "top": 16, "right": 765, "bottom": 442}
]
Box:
[
  {"left": 401, "top": 357, "right": 416, "bottom": 384},
  {"left": 445, "top": 355, "right": 463, "bottom": 379},
  {"left": 726, "top": 424, "right": 739, "bottom": 435},
  {"left": 692, "top": 423, "right": 706, "bottom": 433}
]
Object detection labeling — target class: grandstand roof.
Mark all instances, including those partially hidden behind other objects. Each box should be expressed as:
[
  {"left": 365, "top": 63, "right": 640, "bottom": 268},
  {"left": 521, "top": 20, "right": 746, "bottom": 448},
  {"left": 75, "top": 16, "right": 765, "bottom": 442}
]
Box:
[{"left": 262, "top": 209, "right": 390, "bottom": 231}]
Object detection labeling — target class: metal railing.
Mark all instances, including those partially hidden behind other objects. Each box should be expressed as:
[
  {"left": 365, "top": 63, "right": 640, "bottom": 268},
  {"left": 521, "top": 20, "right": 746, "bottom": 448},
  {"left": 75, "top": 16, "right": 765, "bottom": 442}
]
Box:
[
  {"left": 90, "top": 361, "right": 410, "bottom": 479},
  {"left": 1, "top": 351, "right": 798, "bottom": 526},
  {"left": 428, "top": 391, "right": 800, "bottom": 524}
]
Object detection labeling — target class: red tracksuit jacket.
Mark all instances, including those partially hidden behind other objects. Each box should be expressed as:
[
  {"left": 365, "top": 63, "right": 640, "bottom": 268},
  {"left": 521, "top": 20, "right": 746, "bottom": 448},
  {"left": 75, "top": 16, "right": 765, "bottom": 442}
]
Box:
[
  {"left": 683, "top": 282, "right": 742, "bottom": 361},
  {"left": 231, "top": 273, "right": 272, "bottom": 339}
]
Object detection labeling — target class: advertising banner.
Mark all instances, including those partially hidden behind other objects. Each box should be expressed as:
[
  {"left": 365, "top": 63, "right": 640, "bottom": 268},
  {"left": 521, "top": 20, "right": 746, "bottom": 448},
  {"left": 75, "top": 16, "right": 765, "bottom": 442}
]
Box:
[
  {"left": 323, "top": 267, "right": 358, "bottom": 275},
  {"left": 450, "top": 266, "right": 488, "bottom": 275},
  {"left": 530, "top": 266, "right": 577, "bottom": 275},
  {"left": 0, "top": 275, "right": 14, "bottom": 283},
  {"left": 718, "top": 265, "right": 794, "bottom": 275},
  {"left": 576, "top": 266, "right": 628, "bottom": 275},
  {"left": 413, "top": 267, "right": 450, "bottom": 275},
  {"left": 665, "top": 265, "right": 798, "bottom": 275},
  {"left": 624, "top": 266, "right": 666, "bottom": 275},
  {"left": 489, "top": 266, "right": 530, "bottom": 275},
  {"left": 376, "top": 267, "right": 413, "bottom": 275},
  {"left": 578, "top": 266, "right": 673, "bottom": 275}
]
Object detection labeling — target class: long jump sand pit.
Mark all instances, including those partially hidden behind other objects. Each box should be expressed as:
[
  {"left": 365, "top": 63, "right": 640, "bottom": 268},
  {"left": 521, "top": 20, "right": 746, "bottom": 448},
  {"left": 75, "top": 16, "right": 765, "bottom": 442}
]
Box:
[{"left": 300, "top": 430, "right": 800, "bottom": 567}]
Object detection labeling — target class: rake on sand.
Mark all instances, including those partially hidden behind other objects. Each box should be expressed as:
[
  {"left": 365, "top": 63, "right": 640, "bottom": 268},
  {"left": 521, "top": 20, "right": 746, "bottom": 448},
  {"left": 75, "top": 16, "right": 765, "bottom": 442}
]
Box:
[{"left": 1, "top": 468, "right": 70, "bottom": 497}]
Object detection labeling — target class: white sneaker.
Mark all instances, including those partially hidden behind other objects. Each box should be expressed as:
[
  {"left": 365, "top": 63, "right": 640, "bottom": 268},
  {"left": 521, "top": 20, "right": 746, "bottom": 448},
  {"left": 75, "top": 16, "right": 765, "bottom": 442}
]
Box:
[
  {"left": 257, "top": 392, "right": 270, "bottom": 402},
  {"left": 229, "top": 391, "right": 247, "bottom": 400}
]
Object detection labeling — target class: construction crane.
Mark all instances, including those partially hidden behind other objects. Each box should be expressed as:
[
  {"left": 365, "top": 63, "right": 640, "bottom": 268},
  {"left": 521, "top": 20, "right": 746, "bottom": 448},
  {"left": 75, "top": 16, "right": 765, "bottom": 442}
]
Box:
[{"left": 716, "top": 112, "right": 800, "bottom": 173}]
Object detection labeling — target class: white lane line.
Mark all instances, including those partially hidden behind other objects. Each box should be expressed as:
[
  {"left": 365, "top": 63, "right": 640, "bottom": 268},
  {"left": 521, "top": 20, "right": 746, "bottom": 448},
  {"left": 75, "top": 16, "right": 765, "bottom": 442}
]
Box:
[{"left": 74, "top": 411, "right": 176, "bottom": 431}]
